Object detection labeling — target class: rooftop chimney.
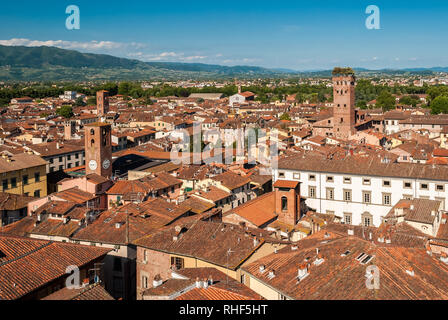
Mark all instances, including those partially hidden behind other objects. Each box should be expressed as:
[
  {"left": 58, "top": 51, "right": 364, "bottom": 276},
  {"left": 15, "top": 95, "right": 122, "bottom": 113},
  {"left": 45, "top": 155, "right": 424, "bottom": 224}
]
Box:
[
  {"left": 195, "top": 277, "right": 202, "bottom": 288},
  {"left": 253, "top": 237, "right": 259, "bottom": 247},
  {"left": 153, "top": 275, "right": 163, "bottom": 288}
]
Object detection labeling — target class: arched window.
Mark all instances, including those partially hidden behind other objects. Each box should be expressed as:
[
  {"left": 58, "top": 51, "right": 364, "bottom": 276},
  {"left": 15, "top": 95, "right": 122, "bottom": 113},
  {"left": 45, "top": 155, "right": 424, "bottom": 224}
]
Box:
[
  {"left": 90, "top": 139, "right": 95, "bottom": 147},
  {"left": 281, "top": 197, "right": 288, "bottom": 212},
  {"left": 90, "top": 129, "right": 95, "bottom": 135}
]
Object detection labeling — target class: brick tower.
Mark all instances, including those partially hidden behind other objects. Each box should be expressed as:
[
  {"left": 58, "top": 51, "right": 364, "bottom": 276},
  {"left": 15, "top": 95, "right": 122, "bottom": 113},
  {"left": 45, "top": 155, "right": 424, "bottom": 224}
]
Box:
[
  {"left": 273, "top": 180, "right": 301, "bottom": 226},
  {"left": 332, "top": 74, "right": 356, "bottom": 139},
  {"left": 97, "top": 90, "right": 109, "bottom": 116},
  {"left": 64, "top": 120, "right": 75, "bottom": 140},
  {"left": 84, "top": 123, "right": 112, "bottom": 179}
]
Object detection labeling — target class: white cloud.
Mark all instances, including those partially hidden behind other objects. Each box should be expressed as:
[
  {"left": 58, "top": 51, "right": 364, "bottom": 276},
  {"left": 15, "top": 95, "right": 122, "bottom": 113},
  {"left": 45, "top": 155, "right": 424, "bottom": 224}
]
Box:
[
  {"left": 0, "top": 38, "right": 145, "bottom": 51},
  {"left": 128, "top": 51, "right": 208, "bottom": 62}
]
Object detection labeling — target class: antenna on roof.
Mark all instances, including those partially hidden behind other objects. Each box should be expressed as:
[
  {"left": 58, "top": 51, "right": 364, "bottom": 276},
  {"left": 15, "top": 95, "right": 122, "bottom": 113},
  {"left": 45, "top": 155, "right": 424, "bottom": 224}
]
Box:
[{"left": 226, "top": 248, "right": 234, "bottom": 286}]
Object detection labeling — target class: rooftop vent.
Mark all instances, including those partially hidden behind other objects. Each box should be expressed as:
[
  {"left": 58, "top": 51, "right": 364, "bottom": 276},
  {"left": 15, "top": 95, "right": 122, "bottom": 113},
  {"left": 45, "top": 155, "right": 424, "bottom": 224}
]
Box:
[
  {"left": 259, "top": 265, "right": 266, "bottom": 273},
  {"left": 441, "top": 252, "right": 448, "bottom": 264},
  {"left": 406, "top": 267, "right": 415, "bottom": 277},
  {"left": 348, "top": 229, "right": 354, "bottom": 236},
  {"left": 115, "top": 222, "right": 122, "bottom": 229},
  {"left": 314, "top": 254, "right": 324, "bottom": 266},
  {"left": 267, "top": 270, "right": 275, "bottom": 279}
]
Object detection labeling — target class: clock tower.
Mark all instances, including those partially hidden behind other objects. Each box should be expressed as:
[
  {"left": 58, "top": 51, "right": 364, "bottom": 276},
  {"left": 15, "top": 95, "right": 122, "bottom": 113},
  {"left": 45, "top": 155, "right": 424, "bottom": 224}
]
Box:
[{"left": 84, "top": 122, "right": 112, "bottom": 179}]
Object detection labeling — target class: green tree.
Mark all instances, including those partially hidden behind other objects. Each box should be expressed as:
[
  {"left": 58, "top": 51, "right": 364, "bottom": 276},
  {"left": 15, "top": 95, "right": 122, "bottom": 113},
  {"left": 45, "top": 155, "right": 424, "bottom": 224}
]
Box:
[
  {"left": 118, "top": 82, "right": 134, "bottom": 97},
  {"left": 74, "top": 96, "right": 86, "bottom": 107},
  {"left": 356, "top": 100, "right": 368, "bottom": 109},
  {"left": 280, "top": 113, "right": 291, "bottom": 121},
  {"left": 56, "top": 105, "right": 74, "bottom": 119},
  {"left": 399, "top": 95, "right": 419, "bottom": 107},
  {"left": 86, "top": 96, "right": 97, "bottom": 105},
  {"left": 431, "top": 96, "right": 448, "bottom": 115},
  {"left": 376, "top": 90, "right": 396, "bottom": 111}
]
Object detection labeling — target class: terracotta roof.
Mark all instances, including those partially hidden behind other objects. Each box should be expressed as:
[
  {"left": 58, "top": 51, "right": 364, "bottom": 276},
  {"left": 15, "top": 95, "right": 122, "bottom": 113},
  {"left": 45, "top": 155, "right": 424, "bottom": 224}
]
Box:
[
  {"left": 242, "top": 229, "right": 448, "bottom": 300},
  {"left": 225, "top": 192, "right": 277, "bottom": 227},
  {"left": 386, "top": 198, "right": 441, "bottom": 225},
  {"left": 52, "top": 187, "right": 97, "bottom": 204},
  {"left": 0, "top": 235, "right": 110, "bottom": 300},
  {"left": 0, "top": 193, "right": 35, "bottom": 211},
  {"left": 0, "top": 153, "right": 47, "bottom": 173},
  {"left": 193, "top": 186, "right": 231, "bottom": 202},
  {"left": 273, "top": 180, "right": 299, "bottom": 189},
  {"left": 134, "top": 221, "right": 264, "bottom": 269},
  {"left": 211, "top": 171, "right": 251, "bottom": 190},
  {"left": 278, "top": 154, "right": 448, "bottom": 181},
  {"left": 73, "top": 200, "right": 190, "bottom": 245},
  {"left": 42, "top": 283, "right": 114, "bottom": 300},
  {"left": 181, "top": 197, "right": 215, "bottom": 214}
]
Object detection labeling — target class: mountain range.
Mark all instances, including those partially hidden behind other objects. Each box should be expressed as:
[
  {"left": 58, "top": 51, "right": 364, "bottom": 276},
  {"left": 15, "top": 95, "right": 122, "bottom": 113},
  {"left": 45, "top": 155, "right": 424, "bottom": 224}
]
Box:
[{"left": 0, "top": 45, "right": 447, "bottom": 81}]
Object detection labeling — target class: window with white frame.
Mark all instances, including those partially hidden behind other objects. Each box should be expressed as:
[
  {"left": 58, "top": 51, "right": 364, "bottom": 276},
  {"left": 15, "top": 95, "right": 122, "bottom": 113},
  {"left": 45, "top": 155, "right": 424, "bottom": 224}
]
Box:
[
  {"left": 344, "top": 213, "right": 352, "bottom": 225},
  {"left": 383, "top": 193, "right": 392, "bottom": 205},
  {"left": 363, "top": 191, "right": 371, "bottom": 204},
  {"left": 343, "top": 189, "right": 352, "bottom": 202},
  {"left": 309, "top": 186, "right": 316, "bottom": 199}
]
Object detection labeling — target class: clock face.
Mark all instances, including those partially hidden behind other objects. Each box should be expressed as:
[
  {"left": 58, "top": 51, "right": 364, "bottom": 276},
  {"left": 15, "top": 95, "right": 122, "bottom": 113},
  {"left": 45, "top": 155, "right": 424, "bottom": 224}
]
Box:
[
  {"left": 103, "top": 159, "right": 111, "bottom": 170},
  {"left": 88, "top": 160, "right": 97, "bottom": 171}
]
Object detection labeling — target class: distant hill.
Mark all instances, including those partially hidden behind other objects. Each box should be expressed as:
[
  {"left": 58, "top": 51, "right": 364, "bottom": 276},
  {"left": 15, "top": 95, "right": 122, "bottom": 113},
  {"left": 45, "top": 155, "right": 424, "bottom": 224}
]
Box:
[
  {"left": 0, "top": 45, "right": 446, "bottom": 81},
  {"left": 0, "top": 45, "right": 285, "bottom": 81}
]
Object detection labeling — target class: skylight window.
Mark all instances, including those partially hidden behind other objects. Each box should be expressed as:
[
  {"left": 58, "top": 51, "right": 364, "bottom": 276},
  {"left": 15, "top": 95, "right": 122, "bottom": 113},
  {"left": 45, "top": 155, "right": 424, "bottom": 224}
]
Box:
[
  {"left": 341, "top": 250, "right": 351, "bottom": 257},
  {"left": 356, "top": 253, "right": 367, "bottom": 261},
  {"left": 360, "top": 255, "right": 374, "bottom": 265}
]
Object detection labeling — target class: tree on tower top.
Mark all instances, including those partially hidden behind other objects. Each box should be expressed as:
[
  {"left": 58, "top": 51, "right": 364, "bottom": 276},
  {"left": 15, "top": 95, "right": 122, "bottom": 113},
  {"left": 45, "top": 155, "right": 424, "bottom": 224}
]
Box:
[{"left": 332, "top": 67, "right": 355, "bottom": 76}]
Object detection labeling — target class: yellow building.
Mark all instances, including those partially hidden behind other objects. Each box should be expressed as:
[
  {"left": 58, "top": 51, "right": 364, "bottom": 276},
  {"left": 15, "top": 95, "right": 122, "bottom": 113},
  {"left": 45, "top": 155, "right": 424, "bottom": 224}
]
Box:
[{"left": 0, "top": 152, "right": 48, "bottom": 198}]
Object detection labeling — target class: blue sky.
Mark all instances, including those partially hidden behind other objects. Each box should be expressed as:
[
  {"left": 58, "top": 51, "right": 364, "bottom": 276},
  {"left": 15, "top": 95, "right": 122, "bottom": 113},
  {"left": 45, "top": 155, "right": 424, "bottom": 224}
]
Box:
[{"left": 0, "top": 0, "right": 447, "bottom": 70}]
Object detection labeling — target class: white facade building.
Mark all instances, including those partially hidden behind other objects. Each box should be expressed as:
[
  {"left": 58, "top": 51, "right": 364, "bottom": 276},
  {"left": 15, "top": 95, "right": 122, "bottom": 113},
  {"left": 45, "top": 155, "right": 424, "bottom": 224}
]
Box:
[{"left": 273, "top": 157, "right": 448, "bottom": 227}]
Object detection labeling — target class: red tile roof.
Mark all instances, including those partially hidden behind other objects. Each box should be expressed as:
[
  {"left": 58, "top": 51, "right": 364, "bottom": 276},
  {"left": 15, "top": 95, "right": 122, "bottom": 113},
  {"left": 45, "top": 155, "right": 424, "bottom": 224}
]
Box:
[{"left": 0, "top": 235, "right": 110, "bottom": 300}]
